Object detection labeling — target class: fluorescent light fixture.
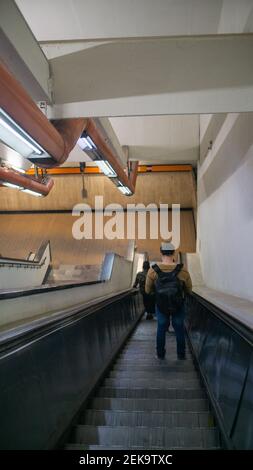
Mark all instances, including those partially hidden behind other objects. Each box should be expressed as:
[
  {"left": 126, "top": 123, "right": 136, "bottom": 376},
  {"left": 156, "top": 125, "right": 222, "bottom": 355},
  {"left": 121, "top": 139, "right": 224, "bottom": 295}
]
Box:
[
  {"left": 112, "top": 178, "right": 124, "bottom": 187},
  {"left": 118, "top": 186, "right": 132, "bottom": 196},
  {"left": 21, "top": 188, "right": 43, "bottom": 197},
  {"left": 1, "top": 181, "right": 22, "bottom": 190},
  {"left": 78, "top": 134, "right": 96, "bottom": 151},
  {"left": 0, "top": 108, "right": 53, "bottom": 164},
  {"left": 78, "top": 132, "right": 104, "bottom": 161},
  {"left": 95, "top": 160, "right": 116, "bottom": 177}
]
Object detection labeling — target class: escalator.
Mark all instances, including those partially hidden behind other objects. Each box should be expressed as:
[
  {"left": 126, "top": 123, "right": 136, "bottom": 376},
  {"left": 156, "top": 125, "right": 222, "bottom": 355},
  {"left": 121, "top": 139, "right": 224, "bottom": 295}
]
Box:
[
  {"left": 66, "top": 318, "right": 220, "bottom": 449},
  {"left": 0, "top": 284, "right": 252, "bottom": 450}
]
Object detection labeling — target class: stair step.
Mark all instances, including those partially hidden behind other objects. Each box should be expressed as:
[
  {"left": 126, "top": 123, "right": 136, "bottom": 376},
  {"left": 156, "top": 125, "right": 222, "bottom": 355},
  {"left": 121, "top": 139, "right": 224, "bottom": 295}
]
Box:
[
  {"left": 91, "top": 397, "right": 209, "bottom": 412},
  {"left": 97, "top": 387, "right": 205, "bottom": 399},
  {"left": 73, "top": 425, "right": 220, "bottom": 448},
  {"left": 82, "top": 409, "right": 214, "bottom": 427}
]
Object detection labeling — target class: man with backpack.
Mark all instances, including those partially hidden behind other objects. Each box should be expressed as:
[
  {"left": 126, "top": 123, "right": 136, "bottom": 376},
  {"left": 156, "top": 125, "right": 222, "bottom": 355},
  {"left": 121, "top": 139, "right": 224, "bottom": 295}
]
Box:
[
  {"left": 133, "top": 260, "right": 156, "bottom": 319},
  {"left": 145, "top": 243, "right": 192, "bottom": 360}
]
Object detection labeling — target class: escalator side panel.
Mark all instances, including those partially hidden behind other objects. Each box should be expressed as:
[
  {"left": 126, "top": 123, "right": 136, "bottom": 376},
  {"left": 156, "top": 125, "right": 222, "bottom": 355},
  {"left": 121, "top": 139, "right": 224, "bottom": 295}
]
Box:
[
  {"left": 0, "top": 292, "right": 142, "bottom": 450},
  {"left": 186, "top": 294, "right": 253, "bottom": 449}
]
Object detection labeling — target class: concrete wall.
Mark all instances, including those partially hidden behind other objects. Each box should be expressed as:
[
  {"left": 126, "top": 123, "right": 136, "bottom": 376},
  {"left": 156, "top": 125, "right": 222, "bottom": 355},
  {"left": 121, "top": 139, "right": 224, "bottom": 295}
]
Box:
[
  {"left": 0, "top": 243, "right": 51, "bottom": 290},
  {"left": 0, "top": 254, "right": 133, "bottom": 329},
  {"left": 198, "top": 112, "right": 253, "bottom": 301}
]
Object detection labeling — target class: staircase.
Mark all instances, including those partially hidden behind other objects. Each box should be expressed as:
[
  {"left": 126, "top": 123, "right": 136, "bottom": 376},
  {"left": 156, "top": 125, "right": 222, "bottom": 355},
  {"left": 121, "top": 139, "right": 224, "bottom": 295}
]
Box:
[{"left": 66, "top": 318, "right": 220, "bottom": 449}]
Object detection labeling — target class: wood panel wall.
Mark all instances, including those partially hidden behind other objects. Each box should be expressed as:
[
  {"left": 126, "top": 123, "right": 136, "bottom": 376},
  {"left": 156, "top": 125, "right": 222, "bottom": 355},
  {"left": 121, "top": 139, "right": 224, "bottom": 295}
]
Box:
[
  {"left": 0, "top": 172, "right": 196, "bottom": 211},
  {"left": 0, "top": 211, "right": 196, "bottom": 265}
]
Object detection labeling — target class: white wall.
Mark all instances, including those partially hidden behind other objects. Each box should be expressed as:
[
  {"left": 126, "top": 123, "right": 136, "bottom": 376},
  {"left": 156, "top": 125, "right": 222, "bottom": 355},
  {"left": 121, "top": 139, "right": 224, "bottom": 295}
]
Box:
[{"left": 198, "top": 113, "right": 253, "bottom": 301}]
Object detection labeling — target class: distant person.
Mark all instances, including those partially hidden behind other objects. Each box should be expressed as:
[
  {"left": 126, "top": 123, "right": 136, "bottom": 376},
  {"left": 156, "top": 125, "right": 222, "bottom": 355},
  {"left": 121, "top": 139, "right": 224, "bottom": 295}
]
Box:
[
  {"left": 133, "top": 261, "right": 155, "bottom": 320},
  {"left": 145, "top": 243, "right": 192, "bottom": 359}
]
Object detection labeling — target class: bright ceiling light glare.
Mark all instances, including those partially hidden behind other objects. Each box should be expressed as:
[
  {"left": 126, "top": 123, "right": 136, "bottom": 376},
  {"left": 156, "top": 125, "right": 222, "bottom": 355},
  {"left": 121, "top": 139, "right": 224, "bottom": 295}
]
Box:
[
  {"left": 95, "top": 160, "right": 117, "bottom": 177},
  {"left": 118, "top": 186, "right": 132, "bottom": 196},
  {"left": 0, "top": 108, "right": 44, "bottom": 158},
  {"left": 1, "top": 181, "right": 22, "bottom": 190},
  {"left": 78, "top": 135, "right": 96, "bottom": 151},
  {"left": 21, "top": 188, "right": 43, "bottom": 197}
]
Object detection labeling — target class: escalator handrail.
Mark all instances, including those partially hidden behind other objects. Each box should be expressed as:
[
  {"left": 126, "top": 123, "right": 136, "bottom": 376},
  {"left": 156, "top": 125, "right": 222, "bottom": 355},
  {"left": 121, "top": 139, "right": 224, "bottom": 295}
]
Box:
[{"left": 0, "top": 288, "right": 138, "bottom": 355}]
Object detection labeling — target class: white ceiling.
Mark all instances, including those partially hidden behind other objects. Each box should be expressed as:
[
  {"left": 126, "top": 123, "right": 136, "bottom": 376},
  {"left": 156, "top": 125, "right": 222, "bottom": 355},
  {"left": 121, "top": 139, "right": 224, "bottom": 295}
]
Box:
[
  {"left": 16, "top": 0, "right": 253, "bottom": 41},
  {"left": 109, "top": 116, "right": 199, "bottom": 163},
  {"left": 14, "top": 0, "right": 252, "bottom": 166}
]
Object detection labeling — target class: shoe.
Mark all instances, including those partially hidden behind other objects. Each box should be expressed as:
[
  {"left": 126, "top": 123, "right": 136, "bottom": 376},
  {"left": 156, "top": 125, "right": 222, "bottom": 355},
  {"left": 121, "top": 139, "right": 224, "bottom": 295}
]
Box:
[
  {"left": 157, "top": 355, "right": 165, "bottom": 360},
  {"left": 146, "top": 314, "right": 153, "bottom": 320},
  {"left": 157, "top": 348, "right": 166, "bottom": 360},
  {"left": 177, "top": 353, "right": 186, "bottom": 360}
]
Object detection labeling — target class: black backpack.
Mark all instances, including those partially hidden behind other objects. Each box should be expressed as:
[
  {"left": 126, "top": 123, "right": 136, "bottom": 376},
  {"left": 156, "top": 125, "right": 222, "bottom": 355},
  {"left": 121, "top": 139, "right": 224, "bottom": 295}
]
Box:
[
  {"left": 152, "top": 264, "right": 184, "bottom": 315},
  {"left": 138, "top": 271, "right": 147, "bottom": 295}
]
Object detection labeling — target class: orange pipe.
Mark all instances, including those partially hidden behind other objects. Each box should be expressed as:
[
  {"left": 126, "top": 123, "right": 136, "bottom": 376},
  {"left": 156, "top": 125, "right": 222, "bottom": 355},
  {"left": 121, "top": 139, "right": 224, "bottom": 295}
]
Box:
[
  {"left": 26, "top": 164, "right": 192, "bottom": 176},
  {"left": 26, "top": 167, "right": 102, "bottom": 175},
  {"left": 0, "top": 167, "right": 54, "bottom": 196}
]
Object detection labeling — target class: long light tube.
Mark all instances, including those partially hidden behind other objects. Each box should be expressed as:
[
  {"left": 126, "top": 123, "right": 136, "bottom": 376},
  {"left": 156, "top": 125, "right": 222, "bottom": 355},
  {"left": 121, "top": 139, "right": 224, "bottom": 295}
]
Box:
[
  {"left": 21, "top": 188, "right": 43, "bottom": 197},
  {"left": 77, "top": 135, "right": 96, "bottom": 151},
  {"left": 118, "top": 186, "right": 132, "bottom": 196},
  {"left": 1, "top": 181, "right": 22, "bottom": 190},
  {"left": 95, "top": 160, "right": 117, "bottom": 177},
  {"left": 0, "top": 108, "right": 44, "bottom": 158},
  {"left": 78, "top": 131, "right": 133, "bottom": 195}
]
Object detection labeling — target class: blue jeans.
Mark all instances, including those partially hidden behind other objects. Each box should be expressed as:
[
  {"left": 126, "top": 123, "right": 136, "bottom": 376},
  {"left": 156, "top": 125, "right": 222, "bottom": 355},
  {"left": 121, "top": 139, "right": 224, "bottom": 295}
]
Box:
[{"left": 156, "top": 304, "right": 186, "bottom": 358}]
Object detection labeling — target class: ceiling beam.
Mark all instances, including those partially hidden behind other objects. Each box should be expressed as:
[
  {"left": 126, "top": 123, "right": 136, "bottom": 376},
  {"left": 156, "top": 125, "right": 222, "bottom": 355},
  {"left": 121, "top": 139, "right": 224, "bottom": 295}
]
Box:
[
  {"left": 15, "top": 0, "right": 253, "bottom": 41},
  {"left": 0, "top": 0, "right": 51, "bottom": 102},
  {"left": 48, "top": 35, "right": 253, "bottom": 117}
]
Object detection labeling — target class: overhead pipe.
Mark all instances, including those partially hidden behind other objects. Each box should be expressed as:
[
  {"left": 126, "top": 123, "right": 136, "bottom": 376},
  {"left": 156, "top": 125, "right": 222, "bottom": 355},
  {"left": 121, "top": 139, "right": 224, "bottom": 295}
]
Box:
[
  {"left": 84, "top": 119, "right": 138, "bottom": 194},
  {"left": 0, "top": 166, "right": 54, "bottom": 196},
  {"left": 0, "top": 61, "right": 138, "bottom": 193},
  {"left": 0, "top": 61, "right": 87, "bottom": 167}
]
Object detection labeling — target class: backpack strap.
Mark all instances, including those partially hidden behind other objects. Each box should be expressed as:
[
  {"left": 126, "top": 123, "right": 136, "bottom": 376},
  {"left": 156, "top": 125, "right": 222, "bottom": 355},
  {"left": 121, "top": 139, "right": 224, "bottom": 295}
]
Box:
[
  {"left": 172, "top": 263, "right": 183, "bottom": 277},
  {"left": 152, "top": 264, "right": 162, "bottom": 275},
  {"left": 153, "top": 263, "right": 183, "bottom": 278}
]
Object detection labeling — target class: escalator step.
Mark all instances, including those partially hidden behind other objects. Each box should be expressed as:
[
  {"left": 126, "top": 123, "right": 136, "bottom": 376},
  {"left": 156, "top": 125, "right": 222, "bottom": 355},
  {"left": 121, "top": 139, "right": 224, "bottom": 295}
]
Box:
[
  {"left": 65, "top": 444, "right": 221, "bottom": 450},
  {"left": 114, "top": 361, "right": 195, "bottom": 371},
  {"left": 104, "top": 378, "right": 201, "bottom": 388},
  {"left": 91, "top": 397, "right": 209, "bottom": 412},
  {"left": 109, "top": 370, "right": 199, "bottom": 380},
  {"left": 73, "top": 425, "right": 220, "bottom": 448},
  {"left": 81, "top": 409, "right": 214, "bottom": 427},
  {"left": 96, "top": 387, "right": 205, "bottom": 399}
]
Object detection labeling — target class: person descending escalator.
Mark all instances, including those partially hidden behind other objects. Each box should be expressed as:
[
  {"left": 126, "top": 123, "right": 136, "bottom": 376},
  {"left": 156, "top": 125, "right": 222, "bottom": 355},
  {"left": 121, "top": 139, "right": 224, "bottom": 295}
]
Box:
[
  {"left": 145, "top": 243, "right": 192, "bottom": 360},
  {"left": 133, "top": 261, "right": 156, "bottom": 320}
]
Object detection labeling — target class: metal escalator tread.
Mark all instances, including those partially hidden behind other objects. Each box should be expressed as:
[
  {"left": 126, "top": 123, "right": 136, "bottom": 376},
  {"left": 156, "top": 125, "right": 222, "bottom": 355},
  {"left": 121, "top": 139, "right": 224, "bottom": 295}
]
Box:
[{"left": 66, "top": 318, "right": 221, "bottom": 449}]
